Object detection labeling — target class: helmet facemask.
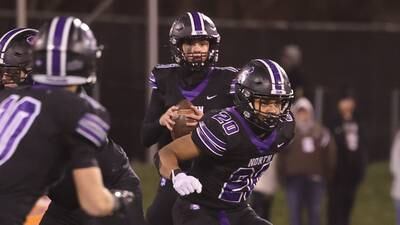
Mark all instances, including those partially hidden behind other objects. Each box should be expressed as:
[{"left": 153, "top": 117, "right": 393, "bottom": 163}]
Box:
[
  {"left": 172, "top": 36, "right": 218, "bottom": 71},
  {"left": 235, "top": 85, "right": 294, "bottom": 132},
  {"left": 0, "top": 64, "right": 31, "bottom": 87},
  {"left": 0, "top": 28, "right": 38, "bottom": 87},
  {"left": 0, "top": 66, "right": 30, "bottom": 86}
]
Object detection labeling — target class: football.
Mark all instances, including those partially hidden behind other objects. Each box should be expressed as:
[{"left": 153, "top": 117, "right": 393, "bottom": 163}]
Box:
[{"left": 171, "top": 99, "right": 197, "bottom": 140}]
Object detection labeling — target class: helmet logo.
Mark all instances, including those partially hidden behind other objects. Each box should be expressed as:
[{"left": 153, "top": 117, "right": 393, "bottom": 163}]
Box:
[
  {"left": 238, "top": 66, "right": 254, "bottom": 84},
  {"left": 26, "top": 35, "right": 35, "bottom": 45},
  {"left": 175, "top": 23, "right": 184, "bottom": 31}
]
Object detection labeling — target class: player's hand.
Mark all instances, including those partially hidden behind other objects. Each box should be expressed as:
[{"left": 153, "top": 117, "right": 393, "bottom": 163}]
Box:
[
  {"left": 185, "top": 105, "right": 204, "bottom": 127},
  {"left": 172, "top": 172, "right": 202, "bottom": 196},
  {"left": 111, "top": 189, "right": 135, "bottom": 215},
  {"left": 159, "top": 106, "right": 179, "bottom": 131}
]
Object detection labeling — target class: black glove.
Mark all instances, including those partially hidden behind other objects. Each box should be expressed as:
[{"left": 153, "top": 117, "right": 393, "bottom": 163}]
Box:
[
  {"left": 88, "top": 190, "right": 138, "bottom": 225},
  {"left": 111, "top": 189, "right": 135, "bottom": 215}
]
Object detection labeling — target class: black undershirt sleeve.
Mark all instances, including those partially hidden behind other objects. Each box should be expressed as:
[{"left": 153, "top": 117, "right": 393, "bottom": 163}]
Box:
[{"left": 140, "top": 90, "right": 168, "bottom": 147}]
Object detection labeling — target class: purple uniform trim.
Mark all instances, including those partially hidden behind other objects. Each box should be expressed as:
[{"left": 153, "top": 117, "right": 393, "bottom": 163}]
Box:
[
  {"left": 83, "top": 113, "right": 109, "bottom": 131},
  {"left": 195, "top": 126, "right": 224, "bottom": 157},
  {"left": 76, "top": 125, "right": 102, "bottom": 146},
  {"left": 227, "top": 107, "right": 277, "bottom": 153},
  {"left": 179, "top": 69, "right": 212, "bottom": 101},
  {"left": 76, "top": 113, "right": 109, "bottom": 147},
  {"left": 196, "top": 121, "right": 227, "bottom": 156}
]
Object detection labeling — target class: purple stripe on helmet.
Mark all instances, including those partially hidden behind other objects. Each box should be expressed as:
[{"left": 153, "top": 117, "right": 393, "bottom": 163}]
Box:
[
  {"left": 180, "top": 69, "right": 212, "bottom": 101},
  {"left": 0, "top": 28, "right": 24, "bottom": 51},
  {"left": 227, "top": 107, "right": 277, "bottom": 153},
  {"left": 52, "top": 51, "right": 61, "bottom": 76},
  {"left": 264, "top": 59, "right": 283, "bottom": 90},
  {"left": 190, "top": 12, "right": 203, "bottom": 31},
  {"left": 52, "top": 17, "right": 68, "bottom": 75}
]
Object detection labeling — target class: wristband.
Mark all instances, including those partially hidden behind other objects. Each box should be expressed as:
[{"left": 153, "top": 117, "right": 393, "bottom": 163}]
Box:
[{"left": 170, "top": 168, "right": 183, "bottom": 179}]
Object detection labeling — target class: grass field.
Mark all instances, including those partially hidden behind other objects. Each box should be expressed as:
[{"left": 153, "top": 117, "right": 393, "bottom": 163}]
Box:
[{"left": 133, "top": 161, "right": 395, "bottom": 225}]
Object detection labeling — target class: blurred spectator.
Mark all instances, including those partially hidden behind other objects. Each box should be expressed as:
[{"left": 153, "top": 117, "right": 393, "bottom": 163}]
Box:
[
  {"left": 327, "top": 94, "right": 367, "bottom": 225},
  {"left": 278, "top": 97, "right": 337, "bottom": 225},
  {"left": 391, "top": 129, "right": 400, "bottom": 225},
  {"left": 279, "top": 44, "right": 310, "bottom": 99},
  {"left": 250, "top": 156, "right": 279, "bottom": 221}
]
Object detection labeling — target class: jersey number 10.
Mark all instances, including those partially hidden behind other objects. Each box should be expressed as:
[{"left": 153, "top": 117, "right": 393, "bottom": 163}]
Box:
[{"left": 0, "top": 95, "right": 41, "bottom": 166}]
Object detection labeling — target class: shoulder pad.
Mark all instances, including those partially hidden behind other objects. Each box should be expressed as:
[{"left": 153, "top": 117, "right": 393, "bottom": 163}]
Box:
[
  {"left": 150, "top": 64, "right": 181, "bottom": 90},
  {"left": 149, "top": 72, "right": 157, "bottom": 90},
  {"left": 76, "top": 112, "right": 110, "bottom": 147}
]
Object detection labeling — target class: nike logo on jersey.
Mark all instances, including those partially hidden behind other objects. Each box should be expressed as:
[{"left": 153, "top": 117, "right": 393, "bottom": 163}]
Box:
[
  {"left": 206, "top": 95, "right": 217, "bottom": 100},
  {"left": 277, "top": 142, "right": 285, "bottom": 148}
]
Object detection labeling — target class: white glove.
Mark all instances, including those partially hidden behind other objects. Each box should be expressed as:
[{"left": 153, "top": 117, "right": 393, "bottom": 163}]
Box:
[{"left": 172, "top": 172, "right": 202, "bottom": 196}]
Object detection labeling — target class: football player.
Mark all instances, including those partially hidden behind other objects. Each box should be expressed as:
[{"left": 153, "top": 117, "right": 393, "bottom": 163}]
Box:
[
  {"left": 158, "top": 59, "right": 295, "bottom": 225},
  {"left": 0, "top": 17, "right": 133, "bottom": 225},
  {"left": 0, "top": 20, "right": 147, "bottom": 225},
  {"left": 32, "top": 17, "right": 146, "bottom": 225},
  {"left": 0, "top": 28, "right": 38, "bottom": 89},
  {"left": 141, "top": 11, "right": 237, "bottom": 225}
]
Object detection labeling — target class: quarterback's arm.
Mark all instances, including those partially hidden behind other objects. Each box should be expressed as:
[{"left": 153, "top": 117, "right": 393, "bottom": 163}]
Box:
[
  {"left": 158, "top": 134, "right": 201, "bottom": 179},
  {"left": 141, "top": 90, "right": 167, "bottom": 147},
  {"left": 73, "top": 167, "right": 115, "bottom": 216}
]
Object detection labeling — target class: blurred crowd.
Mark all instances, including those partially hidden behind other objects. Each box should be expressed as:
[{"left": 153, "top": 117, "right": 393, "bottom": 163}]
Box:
[{"left": 249, "top": 44, "right": 370, "bottom": 225}]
